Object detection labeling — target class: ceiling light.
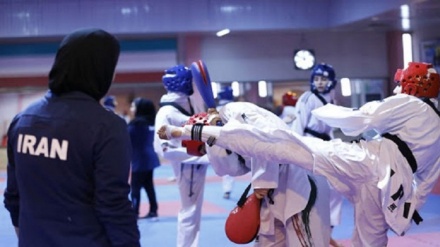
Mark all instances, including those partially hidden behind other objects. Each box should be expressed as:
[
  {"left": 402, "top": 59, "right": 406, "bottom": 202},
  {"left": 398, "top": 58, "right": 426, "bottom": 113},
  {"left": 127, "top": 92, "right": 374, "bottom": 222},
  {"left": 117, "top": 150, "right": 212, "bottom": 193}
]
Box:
[
  {"left": 400, "top": 5, "right": 411, "bottom": 30},
  {"left": 258, "top": 81, "right": 267, "bottom": 97},
  {"left": 400, "top": 5, "right": 409, "bottom": 19},
  {"left": 216, "top": 29, "right": 230, "bottom": 37},
  {"left": 340, "top": 78, "right": 352, "bottom": 96},
  {"left": 231, "top": 81, "right": 240, "bottom": 96},
  {"left": 211, "top": 82, "right": 219, "bottom": 98},
  {"left": 402, "top": 33, "right": 413, "bottom": 66}
]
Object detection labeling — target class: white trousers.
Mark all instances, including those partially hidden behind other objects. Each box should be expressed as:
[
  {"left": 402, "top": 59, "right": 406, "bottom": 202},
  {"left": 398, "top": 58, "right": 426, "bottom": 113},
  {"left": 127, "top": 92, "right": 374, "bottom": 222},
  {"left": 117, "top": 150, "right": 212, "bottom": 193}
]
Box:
[
  {"left": 175, "top": 163, "right": 208, "bottom": 247},
  {"left": 222, "top": 175, "right": 234, "bottom": 193}
]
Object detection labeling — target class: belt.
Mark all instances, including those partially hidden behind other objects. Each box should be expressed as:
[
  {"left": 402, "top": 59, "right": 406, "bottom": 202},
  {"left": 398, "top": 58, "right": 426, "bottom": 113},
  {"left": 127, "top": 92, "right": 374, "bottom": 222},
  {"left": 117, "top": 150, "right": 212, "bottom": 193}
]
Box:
[
  {"left": 382, "top": 133, "right": 417, "bottom": 173},
  {"left": 304, "top": 128, "right": 331, "bottom": 141},
  {"left": 381, "top": 133, "right": 422, "bottom": 225}
]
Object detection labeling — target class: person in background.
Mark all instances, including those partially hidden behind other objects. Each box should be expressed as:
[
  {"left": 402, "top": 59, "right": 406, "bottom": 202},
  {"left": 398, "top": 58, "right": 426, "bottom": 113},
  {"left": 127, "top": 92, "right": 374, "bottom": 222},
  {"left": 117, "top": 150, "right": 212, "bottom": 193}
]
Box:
[
  {"left": 293, "top": 63, "right": 344, "bottom": 247},
  {"left": 103, "top": 95, "right": 130, "bottom": 123},
  {"left": 103, "top": 95, "right": 118, "bottom": 112},
  {"left": 293, "top": 63, "right": 336, "bottom": 140},
  {"left": 153, "top": 65, "right": 210, "bottom": 247},
  {"left": 3, "top": 28, "right": 140, "bottom": 247},
  {"left": 217, "top": 86, "right": 235, "bottom": 199},
  {"left": 279, "top": 91, "right": 299, "bottom": 128},
  {"left": 159, "top": 61, "right": 440, "bottom": 247},
  {"left": 128, "top": 97, "right": 160, "bottom": 221}
]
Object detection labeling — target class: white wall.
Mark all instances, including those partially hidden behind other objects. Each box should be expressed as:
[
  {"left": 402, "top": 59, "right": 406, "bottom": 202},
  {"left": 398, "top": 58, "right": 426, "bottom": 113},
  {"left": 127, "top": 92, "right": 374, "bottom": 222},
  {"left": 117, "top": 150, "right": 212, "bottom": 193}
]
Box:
[{"left": 200, "top": 31, "right": 389, "bottom": 82}]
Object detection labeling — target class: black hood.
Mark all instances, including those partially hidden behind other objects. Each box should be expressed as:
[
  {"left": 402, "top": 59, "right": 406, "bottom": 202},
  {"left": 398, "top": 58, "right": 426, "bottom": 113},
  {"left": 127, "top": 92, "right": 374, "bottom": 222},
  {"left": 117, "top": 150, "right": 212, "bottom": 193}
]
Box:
[
  {"left": 132, "top": 98, "right": 156, "bottom": 125},
  {"left": 48, "top": 28, "right": 120, "bottom": 101}
]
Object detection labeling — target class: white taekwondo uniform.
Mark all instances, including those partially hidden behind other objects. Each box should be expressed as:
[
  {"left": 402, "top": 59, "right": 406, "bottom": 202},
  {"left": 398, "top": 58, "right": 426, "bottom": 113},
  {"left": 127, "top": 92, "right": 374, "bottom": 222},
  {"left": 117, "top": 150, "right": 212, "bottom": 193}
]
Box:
[
  {"left": 174, "top": 94, "right": 440, "bottom": 247},
  {"left": 154, "top": 92, "right": 210, "bottom": 247},
  {"left": 207, "top": 102, "right": 331, "bottom": 247},
  {"left": 293, "top": 90, "right": 344, "bottom": 228}
]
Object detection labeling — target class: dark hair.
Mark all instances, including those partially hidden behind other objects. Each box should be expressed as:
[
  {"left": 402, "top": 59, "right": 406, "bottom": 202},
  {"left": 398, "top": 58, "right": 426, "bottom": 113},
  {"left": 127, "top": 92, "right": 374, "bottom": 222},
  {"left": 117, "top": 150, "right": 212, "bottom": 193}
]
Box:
[{"left": 133, "top": 98, "right": 156, "bottom": 125}]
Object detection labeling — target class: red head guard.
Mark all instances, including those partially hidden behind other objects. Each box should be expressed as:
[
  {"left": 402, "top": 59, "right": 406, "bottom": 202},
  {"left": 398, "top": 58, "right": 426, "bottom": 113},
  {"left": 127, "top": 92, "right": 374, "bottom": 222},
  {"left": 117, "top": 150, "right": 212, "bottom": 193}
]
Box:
[
  {"left": 394, "top": 62, "right": 440, "bottom": 98},
  {"left": 186, "top": 112, "right": 210, "bottom": 125},
  {"left": 282, "top": 91, "right": 298, "bottom": 106}
]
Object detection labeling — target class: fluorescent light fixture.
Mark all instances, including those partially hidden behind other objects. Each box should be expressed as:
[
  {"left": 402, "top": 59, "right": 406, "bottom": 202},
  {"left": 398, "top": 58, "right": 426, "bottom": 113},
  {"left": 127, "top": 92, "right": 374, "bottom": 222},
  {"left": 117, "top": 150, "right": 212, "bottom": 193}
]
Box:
[
  {"left": 231, "top": 81, "right": 240, "bottom": 96},
  {"left": 121, "top": 7, "right": 138, "bottom": 15},
  {"left": 400, "top": 5, "right": 409, "bottom": 19},
  {"left": 400, "top": 5, "right": 411, "bottom": 30},
  {"left": 216, "top": 29, "right": 230, "bottom": 37},
  {"left": 341, "top": 78, "right": 352, "bottom": 96},
  {"left": 266, "top": 81, "right": 273, "bottom": 97},
  {"left": 258, "top": 81, "right": 267, "bottom": 97},
  {"left": 211, "top": 82, "right": 219, "bottom": 98},
  {"left": 401, "top": 19, "right": 410, "bottom": 30},
  {"left": 402, "top": 33, "right": 413, "bottom": 66},
  {"left": 220, "top": 6, "right": 239, "bottom": 13}
]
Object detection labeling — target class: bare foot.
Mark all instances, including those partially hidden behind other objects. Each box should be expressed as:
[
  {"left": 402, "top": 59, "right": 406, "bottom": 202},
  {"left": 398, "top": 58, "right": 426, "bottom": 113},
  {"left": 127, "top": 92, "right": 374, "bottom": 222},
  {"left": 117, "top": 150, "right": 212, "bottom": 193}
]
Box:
[
  {"left": 157, "top": 125, "right": 183, "bottom": 140},
  {"left": 157, "top": 126, "right": 169, "bottom": 140},
  {"left": 207, "top": 108, "right": 222, "bottom": 126}
]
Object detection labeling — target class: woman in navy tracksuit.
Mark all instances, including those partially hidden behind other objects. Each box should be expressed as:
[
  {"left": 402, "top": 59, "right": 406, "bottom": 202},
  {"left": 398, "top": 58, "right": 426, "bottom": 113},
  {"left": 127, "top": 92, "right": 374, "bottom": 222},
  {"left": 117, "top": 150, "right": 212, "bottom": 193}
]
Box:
[
  {"left": 128, "top": 98, "right": 161, "bottom": 219},
  {"left": 3, "top": 28, "right": 140, "bottom": 247}
]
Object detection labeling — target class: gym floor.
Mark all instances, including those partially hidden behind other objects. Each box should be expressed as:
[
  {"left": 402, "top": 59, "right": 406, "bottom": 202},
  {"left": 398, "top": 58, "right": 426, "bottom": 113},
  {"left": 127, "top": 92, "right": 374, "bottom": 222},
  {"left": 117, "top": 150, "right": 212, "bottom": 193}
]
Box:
[{"left": 1, "top": 164, "right": 440, "bottom": 247}]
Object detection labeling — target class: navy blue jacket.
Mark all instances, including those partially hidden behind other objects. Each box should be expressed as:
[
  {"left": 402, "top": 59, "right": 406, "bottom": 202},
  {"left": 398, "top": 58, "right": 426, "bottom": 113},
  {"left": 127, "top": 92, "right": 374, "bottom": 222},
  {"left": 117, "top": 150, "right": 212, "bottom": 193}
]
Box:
[
  {"left": 3, "top": 29, "right": 140, "bottom": 247},
  {"left": 4, "top": 91, "right": 140, "bottom": 247},
  {"left": 128, "top": 99, "right": 161, "bottom": 172},
  {"left": 128, "top": 120, "right": 161, "bottom": 172}
]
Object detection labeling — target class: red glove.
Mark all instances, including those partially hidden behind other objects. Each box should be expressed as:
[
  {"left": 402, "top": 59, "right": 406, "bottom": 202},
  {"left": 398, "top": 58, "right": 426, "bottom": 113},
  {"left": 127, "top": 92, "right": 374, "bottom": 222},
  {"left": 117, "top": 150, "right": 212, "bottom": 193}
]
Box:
[
  {"left": 182, "top": 140, "right": 206, "bottom": 156},
  {"left": 225, "top": 185, "right": 261, "bottom": 244},
  {"left": 181, "top": 112, "right": 210, "bottom": 156}
]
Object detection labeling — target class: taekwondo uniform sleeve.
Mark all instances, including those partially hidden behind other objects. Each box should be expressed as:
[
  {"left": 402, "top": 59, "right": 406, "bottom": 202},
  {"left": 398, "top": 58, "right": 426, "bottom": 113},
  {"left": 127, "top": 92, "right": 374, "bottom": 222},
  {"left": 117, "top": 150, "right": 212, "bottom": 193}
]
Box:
[
  {"left": 311, "top": 104, "right": 375, "bottom": 136},
  {"left": 156, "top": 103, "right": 211, "bottom": 166},
  {"left": 218, "top": 102, "right": 281, "bottom": 189},
  {"left": 178, "top": 102, "right": 316, "bottom": 173},
  {"left": 206, "top": 145, "right": 251, "bottom": 176},
  {"left": 311, "top": 94, "right": 405, "bottom": 136},
  {"left": 154, "top": 105, "right": 193, "bottom": 161},
  {"left": 292, "top": 92, "right": 311, "bottom": 135},
  {"left": 191, "top": 120, "right": 315, "bottom": 171}
]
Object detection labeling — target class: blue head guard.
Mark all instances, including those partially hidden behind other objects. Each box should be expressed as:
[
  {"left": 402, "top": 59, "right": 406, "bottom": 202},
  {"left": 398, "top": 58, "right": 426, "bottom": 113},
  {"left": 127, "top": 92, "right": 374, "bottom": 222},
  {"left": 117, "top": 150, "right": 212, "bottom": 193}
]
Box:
[
  {"left": 103, "top": 95, "right": 117, "bottom": 111},
  {"left": 218, "top": 86, "right": 234, "bottom": 101},
  {"left": 162, "top": 65, "right": 194, "bottom": 96},
  {"left": 310, "top": 63, "right": 336, "bottom": 94}
]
